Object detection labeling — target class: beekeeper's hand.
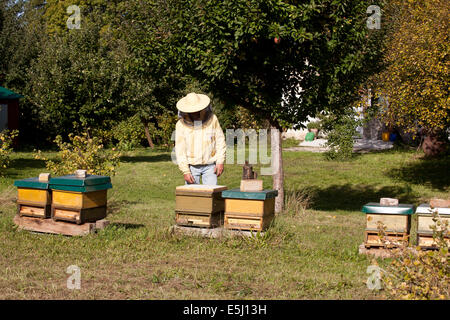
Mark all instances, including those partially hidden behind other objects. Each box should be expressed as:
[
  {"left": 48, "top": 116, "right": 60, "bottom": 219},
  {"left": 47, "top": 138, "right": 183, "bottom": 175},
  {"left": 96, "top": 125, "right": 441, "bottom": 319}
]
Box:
[
  {"left": 184, "top": 173, "right": 196, "bottom": 184},
  {"left": 215, "top": 164, "right": 224, "bottom": 177}
]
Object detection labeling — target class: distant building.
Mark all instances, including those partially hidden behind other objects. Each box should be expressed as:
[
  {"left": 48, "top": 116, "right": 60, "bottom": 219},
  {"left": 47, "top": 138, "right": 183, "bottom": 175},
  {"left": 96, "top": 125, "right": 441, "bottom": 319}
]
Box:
[{"left": 0, "top": 86, "right": 22, "bottom": 145}]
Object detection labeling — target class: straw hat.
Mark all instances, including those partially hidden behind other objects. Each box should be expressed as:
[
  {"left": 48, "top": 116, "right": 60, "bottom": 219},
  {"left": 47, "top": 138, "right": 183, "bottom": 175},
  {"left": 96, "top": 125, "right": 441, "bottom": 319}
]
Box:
[{"left": 176, "top": 92, "right": 211, "bottom": 113}]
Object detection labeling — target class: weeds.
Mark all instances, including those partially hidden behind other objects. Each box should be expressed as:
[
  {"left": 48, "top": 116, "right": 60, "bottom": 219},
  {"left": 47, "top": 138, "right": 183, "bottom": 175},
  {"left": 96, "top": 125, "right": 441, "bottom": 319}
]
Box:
[
  {"left": 377, "top": 209, "right": 449, "bottom": 300},
  {"left": 0, "top": 130, "right": 18, "bottom": 174},
  {"left": 283, "top": 187, "right": 314, "bottom": 217}
]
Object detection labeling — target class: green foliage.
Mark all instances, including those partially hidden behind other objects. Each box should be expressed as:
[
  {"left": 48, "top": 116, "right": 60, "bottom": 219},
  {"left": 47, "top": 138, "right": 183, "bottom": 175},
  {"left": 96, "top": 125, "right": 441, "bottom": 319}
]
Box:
[
  {"left": 322, "top": 110, "right": 361, "bottom": 161},
  {"left": 380, "top": 209, "right": 449, "bottom": 300},
  {"left": 27, "top": 13, "right": 132, "bottom": 139},
  {"left": 2, "top": 0, "right": 384, "bottom": 149},
  {"left": 34, "top": 132, "right": 121, "bottom": 176},
  {"left": 307, "top": 121, "right": 321, "bottom": 131},
  {"left": 114, "top": 0, "right": 186, "bottom": 138},
  {"left": 112, "top": 115, "right": 146, "bottom": 151},
  {"left": 174, "top": 0, "right": 383, "bottom": 129},
  {"left": 282, "top": 137, "right": 300, "bottom": 148},
  {"left": 42, "top": 0, "right": 115, "bottom": 35},
  {"left": 153, "top": 112, "right": 178, "bottom": 147},
  {"left": 0, "top": 1, "right": 48, "bottom": 146},
  {"left": 0, "top": 129, "right": 18, "bottom": 172},
  {"left": 372, "top": 0, "right": 450, "bottom": 135}
]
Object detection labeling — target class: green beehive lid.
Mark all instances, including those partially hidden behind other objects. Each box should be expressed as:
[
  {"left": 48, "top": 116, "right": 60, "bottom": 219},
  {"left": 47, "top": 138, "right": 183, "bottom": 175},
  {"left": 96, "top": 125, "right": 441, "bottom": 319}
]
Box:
[
  {"left": 362, "top": 202, "right": 414, "bottom": 215},
  {"left": 14, "top": 177, "right": 49, "bottom": 190},
  {"left": 221, "top": 188, "right": 278, "bottom": 200},
  {"left": 49, "top": 174, "right": 112, "bottom": 192}
]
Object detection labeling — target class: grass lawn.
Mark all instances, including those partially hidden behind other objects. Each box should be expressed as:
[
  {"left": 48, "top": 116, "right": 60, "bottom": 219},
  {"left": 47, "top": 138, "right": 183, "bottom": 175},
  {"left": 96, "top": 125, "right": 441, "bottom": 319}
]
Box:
[{"left": 0, "top": 145, "right": 448, "bottom": 299}]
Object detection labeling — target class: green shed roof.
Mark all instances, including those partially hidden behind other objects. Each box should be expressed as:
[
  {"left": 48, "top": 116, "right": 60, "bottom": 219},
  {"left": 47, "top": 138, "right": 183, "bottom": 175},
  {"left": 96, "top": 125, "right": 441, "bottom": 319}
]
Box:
[{"left": 0, "top": 86, "right": 23, "bottom": 100}]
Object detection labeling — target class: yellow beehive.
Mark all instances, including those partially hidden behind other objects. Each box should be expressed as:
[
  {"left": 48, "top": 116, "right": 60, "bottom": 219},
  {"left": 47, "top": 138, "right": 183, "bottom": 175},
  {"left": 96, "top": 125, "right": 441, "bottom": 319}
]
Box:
[
  {"left": 14, "top": 177, "right": 52, "bottom": 218},
  {"left": 222, "top": 189, "right": 278, "bottom": 232},
  {"left": 175, "top": 185, "right": 227, "bottom": 228},
  {"left": 49, "top": 174, "right": 112, "bottom": 224}
]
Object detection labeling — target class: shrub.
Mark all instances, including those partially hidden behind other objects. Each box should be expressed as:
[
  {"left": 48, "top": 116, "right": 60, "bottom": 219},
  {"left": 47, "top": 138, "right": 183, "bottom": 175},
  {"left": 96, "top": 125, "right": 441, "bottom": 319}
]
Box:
[
  {"left": 91, "top": 128, "right": 115, "bottom": 147},
  {"left": 379, "top": 209, "right": 449, "bottom": 300},
  {"left": 0, "top": 129, "right": 18, "bottom": 172},
  {"left": 307, "top": 121, "right": 321, "bottom": 131},
  {"left": 35, "top": 132, "right": 121, "bottom": 176},
  {"left": 154, "top": 112, "right": 178, "bottom": 147},
  {"left": 112, "top": 115, "right": 146, "bottom": 151},
  {"left": 322, "top": 111, "right": 361, "bottom": 161}
]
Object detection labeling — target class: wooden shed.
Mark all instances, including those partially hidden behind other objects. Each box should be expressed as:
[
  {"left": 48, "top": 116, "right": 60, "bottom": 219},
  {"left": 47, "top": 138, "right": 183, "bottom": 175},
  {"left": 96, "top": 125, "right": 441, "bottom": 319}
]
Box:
[{"left": 0, "top": 86, "right": 22, "bottom": 144}]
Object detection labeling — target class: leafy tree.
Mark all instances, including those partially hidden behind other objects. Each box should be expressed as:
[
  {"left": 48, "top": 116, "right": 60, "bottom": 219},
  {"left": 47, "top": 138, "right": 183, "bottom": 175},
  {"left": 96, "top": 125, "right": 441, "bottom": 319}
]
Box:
[
  {"left": 111, "top": 0, "right": 187, "bottom": 148},
  {"left": 27, "top": 11, "right": 132, "bottom": 140},
  {"left": 41, "top": 0, "right": 114, "bottom": 35},
  {"left": 172, "top": 0, "right": 383, "bottom": 212},
  {"left": 372, "top": 0, "right": 449, "bottom": 145},
  {"left": 0, "top": 1, "right": 48, "bottom": 145}
]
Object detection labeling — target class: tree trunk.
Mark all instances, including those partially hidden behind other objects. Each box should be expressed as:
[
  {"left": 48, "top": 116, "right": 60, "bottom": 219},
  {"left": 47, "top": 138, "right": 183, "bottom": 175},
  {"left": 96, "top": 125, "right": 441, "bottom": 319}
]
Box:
[
  {"left": 271, "top": 126, "right": 284, "bottom": 213},
  {"left": 143, "top": 121, "right": 155, "bottom": 149},
  {"left": 422, "top": 134, "right": 447, "bottom": 157}
]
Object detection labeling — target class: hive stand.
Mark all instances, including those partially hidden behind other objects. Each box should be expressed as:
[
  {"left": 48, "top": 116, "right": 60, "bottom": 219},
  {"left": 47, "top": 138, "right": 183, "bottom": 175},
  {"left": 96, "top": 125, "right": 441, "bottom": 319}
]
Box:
[
  {"left": 13, "top": 215, "right": 110, "bottom": 236},
  {"left": 170, "top": 225, "right": 266, "bottom": 238}
]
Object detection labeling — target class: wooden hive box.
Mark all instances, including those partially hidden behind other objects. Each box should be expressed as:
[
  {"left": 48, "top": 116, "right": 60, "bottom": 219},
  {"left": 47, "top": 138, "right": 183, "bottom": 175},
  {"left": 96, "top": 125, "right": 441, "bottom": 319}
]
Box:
[
  {"left": 415, "top": 204, "right": 450, "bottom": 249},
  {"left": 175, "top": 185, "right": 227, "bottom": 228},
  {"left": 49, "top": 174, "right": 112, "bottom": 225},
  {"left": 362, "top": 202, "right": 414, "bottom": 247},
  {"left": 222, "top": 189, "right": 278, "bottom": 231},
  {"left": 14, "top": 177, "right": 51, "bottom": 219}
]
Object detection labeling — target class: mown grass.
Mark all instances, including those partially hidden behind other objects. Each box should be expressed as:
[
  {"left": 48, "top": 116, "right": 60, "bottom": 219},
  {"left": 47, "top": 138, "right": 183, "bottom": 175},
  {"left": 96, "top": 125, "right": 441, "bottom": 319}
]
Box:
[{"left": 0, "top": 147, "right": 448, "bottom": 299}]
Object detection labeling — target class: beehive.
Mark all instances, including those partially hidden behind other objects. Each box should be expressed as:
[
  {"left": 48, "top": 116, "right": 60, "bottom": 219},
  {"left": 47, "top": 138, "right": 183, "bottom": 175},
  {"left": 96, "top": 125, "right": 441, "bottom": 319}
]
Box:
[
  {"left": 14, "top": 177, "right": 51, "bottom": 218},
  {"left": 49, "top": 174, "right": 112, "bottom": 224},
  {"left": 362, "top": 202, "right": 414, "bottom": 247},
  {"left": 222, "top": 189, "right": 278, "bottom": 231},
  {"left": 175, "top": 185, "right": 227, "bottom": 228},
  {"left": 415, "top": 204, "right": 450, "bottom": 249}
]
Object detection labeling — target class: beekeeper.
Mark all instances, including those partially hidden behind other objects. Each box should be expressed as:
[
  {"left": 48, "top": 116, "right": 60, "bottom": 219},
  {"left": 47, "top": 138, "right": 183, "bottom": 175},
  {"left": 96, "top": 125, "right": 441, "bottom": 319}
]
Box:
[{"left": 175, "top": 92, "right": 226, "bottom": 184}]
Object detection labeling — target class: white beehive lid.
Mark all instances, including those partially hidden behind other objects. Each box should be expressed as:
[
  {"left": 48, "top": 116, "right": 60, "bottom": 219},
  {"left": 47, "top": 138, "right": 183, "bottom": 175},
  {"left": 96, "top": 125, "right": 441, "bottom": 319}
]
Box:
[
  {"left": 415, "top": 204, "right": 450, "bottom": 215},
  {"left": 176, "top": 185, "right": 227, "bottom": 193}
]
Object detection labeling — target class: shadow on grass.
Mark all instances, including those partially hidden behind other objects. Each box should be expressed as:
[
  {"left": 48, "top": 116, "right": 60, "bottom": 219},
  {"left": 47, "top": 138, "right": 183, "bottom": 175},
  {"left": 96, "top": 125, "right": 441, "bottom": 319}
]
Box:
[
  {"left": 120, "top": 154, "right": 172, "bottom": 163},
  {"left": 9, "top": 158, "right": 46, "bottom": 170},
  {"left": 3, "top": 158, "right": 47, "bottom": 179},
  {"left": 387, "top": 156, "right": 450, "bottom": 191},
  {"left": 109, "top": 222, "right": 145, "bottom": 229},
  {"left": 304, "top": 184, "right": 419, "bottom": 211},
  {"left": 108, "top": 200, "right": 141, "bottom": 215}
]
